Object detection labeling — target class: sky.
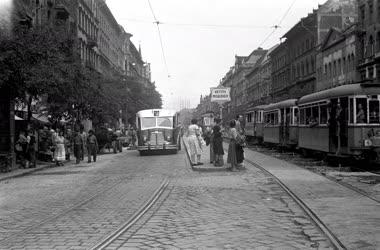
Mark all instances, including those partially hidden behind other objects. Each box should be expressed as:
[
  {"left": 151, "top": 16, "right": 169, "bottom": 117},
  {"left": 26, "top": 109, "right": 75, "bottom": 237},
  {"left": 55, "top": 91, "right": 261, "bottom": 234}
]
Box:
[{"left": 107, "top": 0, "right": 327, "bottom": 110}]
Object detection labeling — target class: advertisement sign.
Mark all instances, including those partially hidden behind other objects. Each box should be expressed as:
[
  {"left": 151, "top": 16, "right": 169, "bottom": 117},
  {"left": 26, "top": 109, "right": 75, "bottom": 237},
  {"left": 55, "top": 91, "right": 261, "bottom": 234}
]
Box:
[{"left": 210, "top": 87, "right": 231, "bottom": 103}]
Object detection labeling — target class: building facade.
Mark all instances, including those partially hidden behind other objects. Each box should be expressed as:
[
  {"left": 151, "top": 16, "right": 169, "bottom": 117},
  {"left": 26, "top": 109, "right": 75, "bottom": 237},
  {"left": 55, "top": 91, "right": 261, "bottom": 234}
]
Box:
[
  {"left": 316, "top": 25, "right": 360, "bottom": 91},
  {"left": 270, "top": 0, "right": 357, "bottom": 102},
  {"left": 357, "top": 0, "right": 380, "bottom": 83}
]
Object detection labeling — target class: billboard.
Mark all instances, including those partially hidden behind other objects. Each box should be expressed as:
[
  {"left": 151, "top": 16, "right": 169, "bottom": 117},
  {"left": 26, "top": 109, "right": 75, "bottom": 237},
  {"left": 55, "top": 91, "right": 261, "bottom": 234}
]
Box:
[{"left": 210, "top": 87, "right": 231, "bottom": 103}]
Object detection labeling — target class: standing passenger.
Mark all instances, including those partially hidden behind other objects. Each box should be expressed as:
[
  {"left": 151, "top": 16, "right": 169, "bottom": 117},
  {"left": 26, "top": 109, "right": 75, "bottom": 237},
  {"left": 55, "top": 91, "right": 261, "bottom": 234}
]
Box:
[
  {"left": 87, "top": 130, "right": 98, "bottom": 163},
  {"left": 227, "top": 120, "right": 239, "bottom": 172},
  {"left": 213, "top": 121, "right": 224, "bottom": 167},
  {"left": 187, "top": 119, "right": 203, "bottom": 166},
  {"left": 54, "top": 130, "right": 66, "bottom": 166}
]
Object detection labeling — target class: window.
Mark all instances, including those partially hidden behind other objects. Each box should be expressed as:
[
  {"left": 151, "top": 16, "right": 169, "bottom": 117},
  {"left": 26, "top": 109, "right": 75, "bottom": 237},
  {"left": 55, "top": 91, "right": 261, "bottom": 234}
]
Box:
[
  {"left": 305, "top": 107, "right": 312, "bottom": 125},
  {"left": 141, "top": 117, "right": 156, "bottom": 129},
  {"left": 349, "top": 98, "right": 354, "bottom": 124},
  {"left": 343, "top": 57, "right": 346, "bottom": 73},
  {"left": 294, "top": 108, "right": 299, "bottom": 125},
  {"left": 311, "top": 106, "right": 320, "bottom": 124},
  {"left": 360, "top": 5, "right": 365, "bottom": 23},
  {"left": 300, "top": 108, "right": 306, "bottom": 125},
  {"left": 369, "top": 0, "right": 374, "bottom": 21},
  {"left": 369, "top": 98, "right": 380, "bottom": 123},
  {"left": 333, "top": 61, "right": 336, "bottom": 76},
  {"left": 320, "top": 105, "right": 328, "bottom": 124},
  {"left": 368, "top": 35, "right": 374, "bottom": 56},
  {"left": 337, "top": 59, "right": 341, "bottom": 76},
  {"left": 377, "top": 32, "right": 380, "bottom": 52},
  {"left": 247, "top": 113, "right": 252, "bottom": 123},
  {"left": 356, "top": 98, "right": 368, "bottom": 123}
]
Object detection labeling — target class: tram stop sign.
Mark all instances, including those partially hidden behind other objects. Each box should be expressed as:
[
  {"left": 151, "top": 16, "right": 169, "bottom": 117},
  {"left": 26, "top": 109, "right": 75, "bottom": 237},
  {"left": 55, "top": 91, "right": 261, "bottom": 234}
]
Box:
[{"left": 210, "top": 87, "right": 231, "bottom": 104}]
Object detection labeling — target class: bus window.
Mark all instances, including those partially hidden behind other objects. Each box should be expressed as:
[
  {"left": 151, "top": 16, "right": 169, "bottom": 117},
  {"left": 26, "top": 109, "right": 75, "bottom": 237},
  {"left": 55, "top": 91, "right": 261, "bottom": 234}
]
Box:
[
  {"left": 349, "top": 98, "right": 354, "bottom": 124},
  {"left": 141, "top": 117, "right": 156, "bottom": 129},
  {"left": 369, "top": 99, "right": 380, "bottom": 124},
  {"left": 157, "top": 117, "right": 173, "bottom": 128},
  {"left": 320, "top": 105, "right": 328, "bottom": 124},
  {"left": 356, "top": 98, "right": 367, "bottom": 124}
]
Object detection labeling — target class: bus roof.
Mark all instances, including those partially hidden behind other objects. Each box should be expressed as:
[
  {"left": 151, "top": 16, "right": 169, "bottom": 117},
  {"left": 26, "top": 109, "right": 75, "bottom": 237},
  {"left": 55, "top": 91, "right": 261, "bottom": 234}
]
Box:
[
  {"left": 298, "top": 83, "right": 380, "bottom": 105},
  {"left": 264, "top": 99, "right": 298, "bottom": 111},
  {"left": 136, "top": 109, "right": 177, "bottom": 118}
]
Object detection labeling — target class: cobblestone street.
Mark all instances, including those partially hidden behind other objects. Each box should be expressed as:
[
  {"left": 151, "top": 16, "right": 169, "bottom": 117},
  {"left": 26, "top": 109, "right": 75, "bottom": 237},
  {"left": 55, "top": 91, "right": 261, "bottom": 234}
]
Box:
[{"left": 0, "top": 144, "right": 337, "bottom": 249}]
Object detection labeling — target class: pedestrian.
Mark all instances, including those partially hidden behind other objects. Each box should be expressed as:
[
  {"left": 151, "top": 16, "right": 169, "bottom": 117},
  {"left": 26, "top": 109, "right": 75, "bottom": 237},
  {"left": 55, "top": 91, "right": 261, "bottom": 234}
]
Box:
[
  {"left": 111, "top": 129, "right": 118, "bottom": 154},
  {"left": 227, "top": 120, "right": 239, "bottom": 172},
  {"left": 186, "top": 119, "right": 203, "bottom": 166},
  {"left": 54, "top": 130, "right": 66, "bottom": 166},
  {"left": 15, "top": 131, "right": 28, "bottom": 168},
  {"left": 87, "top": 130, "right": 98, "bottom": 163},
  {"left": 65, "top": 128, "right": 73, "bottom": 161},
  {"left": 80, "top": 128, "right": 87, "bottom": 161},
  {"left": 73, "top": 131, "right": 83, "bottom": 164},
  {"left": 213, "top": 120, "right": 224, "bottom": 167},
  {"left": 204, "top": 126, "right": 214, "bottom": 164},
  {"left": 131, "top": 127, "right": 137, "bottom": 149},
  {"left": 235, "top": 115, "right": 245, "bottom": 168},
  {"left": 26, "top": 129, "right": 36, "bottom": 168}
]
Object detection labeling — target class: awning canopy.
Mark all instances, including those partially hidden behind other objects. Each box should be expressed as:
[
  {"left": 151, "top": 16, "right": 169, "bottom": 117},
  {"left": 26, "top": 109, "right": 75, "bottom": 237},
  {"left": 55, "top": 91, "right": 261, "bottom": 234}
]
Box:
[
  {"left": 15, "top": 115, "right": 24, "bottom": 121},
  {"left": 32, "top": 114, "right": 50, "bottom": 124}
]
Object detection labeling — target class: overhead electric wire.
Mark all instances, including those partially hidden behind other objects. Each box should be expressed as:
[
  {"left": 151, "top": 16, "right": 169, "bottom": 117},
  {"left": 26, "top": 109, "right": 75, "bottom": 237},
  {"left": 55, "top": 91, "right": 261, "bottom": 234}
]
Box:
[
  {"left": 258, "top": 0, "right": 297, "bottom": 47},
  {"left": 147, "top": 0, "right": 170, "bottom": 78}
]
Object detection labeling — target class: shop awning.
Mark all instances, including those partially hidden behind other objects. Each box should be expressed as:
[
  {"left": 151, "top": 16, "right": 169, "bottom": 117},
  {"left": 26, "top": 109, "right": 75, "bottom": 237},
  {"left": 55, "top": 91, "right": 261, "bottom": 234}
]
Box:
[
  {"left": 15, "top": 115, "right": 24, "bottom": 121},
  {"left": 32, "top": 114, "right": 50, "bottom": 124}
]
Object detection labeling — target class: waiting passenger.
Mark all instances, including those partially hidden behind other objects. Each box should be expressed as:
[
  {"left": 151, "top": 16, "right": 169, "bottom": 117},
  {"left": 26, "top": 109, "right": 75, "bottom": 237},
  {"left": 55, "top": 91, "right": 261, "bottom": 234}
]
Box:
[{"left": 356, "top": 104, "right": 366, "bottom": 123}]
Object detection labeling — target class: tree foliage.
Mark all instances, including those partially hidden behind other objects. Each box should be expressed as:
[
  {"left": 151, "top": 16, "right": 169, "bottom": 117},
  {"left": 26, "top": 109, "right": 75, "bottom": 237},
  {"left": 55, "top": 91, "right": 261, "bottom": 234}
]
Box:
[{"left": 0, "top": 24, "right": 162, "bottom": 128}]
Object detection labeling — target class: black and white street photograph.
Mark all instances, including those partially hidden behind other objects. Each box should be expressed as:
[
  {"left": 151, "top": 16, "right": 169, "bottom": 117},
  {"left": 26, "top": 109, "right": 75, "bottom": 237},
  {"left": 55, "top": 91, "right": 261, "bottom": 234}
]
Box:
[{"left": 0, "top": 0, "right": 379, "bottom": 249}]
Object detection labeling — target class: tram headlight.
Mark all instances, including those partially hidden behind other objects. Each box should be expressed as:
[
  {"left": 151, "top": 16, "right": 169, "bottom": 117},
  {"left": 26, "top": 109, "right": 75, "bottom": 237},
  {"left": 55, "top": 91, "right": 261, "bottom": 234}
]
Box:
[
  {"left": 143, "top": 136, "right": 147, "bottom": 142},
  {"left": 364, "top": 139, "right": 373, "bottom": 147},
  {"left": 166, "top": 135, "right": 171, "bottom": 141}
]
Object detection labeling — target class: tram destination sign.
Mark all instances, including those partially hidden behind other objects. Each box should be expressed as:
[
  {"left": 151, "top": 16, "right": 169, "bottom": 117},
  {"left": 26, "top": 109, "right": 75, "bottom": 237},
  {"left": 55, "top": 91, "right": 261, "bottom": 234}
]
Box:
[{"left": 210, "top": 87, "right": 231, "bottom": 103}]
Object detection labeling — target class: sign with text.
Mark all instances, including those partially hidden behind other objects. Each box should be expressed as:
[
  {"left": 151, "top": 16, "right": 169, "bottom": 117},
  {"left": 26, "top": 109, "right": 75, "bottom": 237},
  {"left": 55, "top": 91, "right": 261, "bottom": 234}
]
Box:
[{"left": 210, "top": 87, "right": 231, "bottom": 103}]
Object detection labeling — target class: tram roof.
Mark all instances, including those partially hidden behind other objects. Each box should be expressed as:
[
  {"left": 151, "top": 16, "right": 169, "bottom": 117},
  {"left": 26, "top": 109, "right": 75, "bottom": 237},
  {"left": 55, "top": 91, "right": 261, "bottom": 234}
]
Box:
[
  {"left": 264, "top": 99, "right": 298, "bottom": 111},
  {"left": 245, "top": 105, "right": 268, "bottom": 113},
  {"left": 298, "top": 83, "right": 380, "bottom": 105},
  {"left": 136, "top": 109, "right": 177, "bottom": 118}
]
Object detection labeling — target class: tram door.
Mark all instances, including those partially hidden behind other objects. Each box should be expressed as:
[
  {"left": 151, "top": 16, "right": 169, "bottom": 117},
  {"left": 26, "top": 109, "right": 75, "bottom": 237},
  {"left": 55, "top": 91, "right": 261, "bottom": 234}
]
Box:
[{"left": 329, "top": 98, "right": 348, "bottom": 154}]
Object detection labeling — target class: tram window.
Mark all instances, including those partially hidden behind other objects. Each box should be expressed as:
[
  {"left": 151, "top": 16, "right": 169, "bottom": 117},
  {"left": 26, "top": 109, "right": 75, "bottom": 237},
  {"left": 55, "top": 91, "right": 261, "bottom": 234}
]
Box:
[
  {"left": 294, "top": 108, "right": 299, "bottom": 125},
  {"left": 356, "top": 98, "right": 367, "bottom": 123},
  {"left": 157, "top": 117, "right": 173, "bottom": 127},
  {"left": 274, "top": 112, "right": 279, "bottom": 125},
  {"left": 305, "top": 107, "right": 312, "bottom": 125},
  {"left": 349, "top": 98, "right": 354, "bottom": 124},
  {"left": 320, "top": 105, "right": 328, "bottom": 124},
  {"left": 300, "top": 108, "right": 305, "bottom": 125},
  {"left": 311, "top": 106, "right": 319, "bottom": 124},
  {"left": 369, "top": 99, "right": 380, "bottom": 123}
]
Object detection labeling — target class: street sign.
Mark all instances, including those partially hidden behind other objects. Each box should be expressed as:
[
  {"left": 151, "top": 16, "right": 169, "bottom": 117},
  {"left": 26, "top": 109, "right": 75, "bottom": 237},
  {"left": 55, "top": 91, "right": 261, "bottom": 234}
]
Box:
[{"left": 210, "top": 87, "right": 231, "bottom": 103}]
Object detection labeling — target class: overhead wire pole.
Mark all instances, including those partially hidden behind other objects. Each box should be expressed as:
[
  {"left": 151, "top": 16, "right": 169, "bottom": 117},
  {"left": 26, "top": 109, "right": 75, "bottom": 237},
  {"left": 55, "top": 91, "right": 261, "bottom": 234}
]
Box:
[{"left": 147, "top": 0, "right": 170, "bottom": 78}]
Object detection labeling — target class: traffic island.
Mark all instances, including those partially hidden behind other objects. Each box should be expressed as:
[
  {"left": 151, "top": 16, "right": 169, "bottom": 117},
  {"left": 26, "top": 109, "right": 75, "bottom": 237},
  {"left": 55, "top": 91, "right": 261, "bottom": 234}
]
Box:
[{"left": 182, "top": 136, "right": 229, "bottom": 172}]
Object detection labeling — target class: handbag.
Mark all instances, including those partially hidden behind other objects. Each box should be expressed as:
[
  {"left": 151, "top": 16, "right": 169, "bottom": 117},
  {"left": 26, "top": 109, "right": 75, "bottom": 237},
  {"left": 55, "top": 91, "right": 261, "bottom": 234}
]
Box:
[{"left": 236, "top": 134, "right": 246, "bottom": 147}]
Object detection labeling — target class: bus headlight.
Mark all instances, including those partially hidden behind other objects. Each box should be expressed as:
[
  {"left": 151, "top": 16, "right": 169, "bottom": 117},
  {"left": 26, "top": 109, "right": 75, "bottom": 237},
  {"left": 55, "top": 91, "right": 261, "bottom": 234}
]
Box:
[
  {"left": 166, "top": 135, "right": 171, "bottom": 141},
  {"left": 364, "top": 139, "right": 373, "bottom": 147}
]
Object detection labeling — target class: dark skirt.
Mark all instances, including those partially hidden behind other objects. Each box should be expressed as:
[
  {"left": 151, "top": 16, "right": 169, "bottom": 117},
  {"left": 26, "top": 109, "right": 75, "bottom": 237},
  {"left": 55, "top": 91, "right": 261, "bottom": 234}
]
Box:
[
  {"left": 213, "top": 137, "right": 224, "bottom": 155},
  {"left": 236, "top": 144, "right": 244, "bottom": 164},
  {"left": 227, "top": 139, "right": 237, "bottom": 165}
]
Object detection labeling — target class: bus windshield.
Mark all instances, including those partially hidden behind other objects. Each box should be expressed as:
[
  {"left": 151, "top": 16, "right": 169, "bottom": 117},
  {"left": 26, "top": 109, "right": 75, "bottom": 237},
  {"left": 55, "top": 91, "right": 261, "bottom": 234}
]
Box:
[
  {"left": 140, "top": 117, "right": 173, "bottom": 129},
  {"left": 141, "top": 117, "right": 156, "bottom": 129},
  {"left": 157, "top": 117, "right": 173, "bottom": 128}
]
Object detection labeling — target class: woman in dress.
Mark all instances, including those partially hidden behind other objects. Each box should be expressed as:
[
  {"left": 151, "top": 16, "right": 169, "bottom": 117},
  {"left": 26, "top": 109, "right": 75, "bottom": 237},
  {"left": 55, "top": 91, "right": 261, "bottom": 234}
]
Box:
[
  {"left": 187, "top": 119, "right": 203, "bottom": 166},
  {"left": 227, "top": 120, "right": 238, "bottom": 171},
  {"left": 213, "top": 123, "right": 224, "bottom": 167},
  {"left": 54, "top": 130, "right": 66, "bottom": 166}
]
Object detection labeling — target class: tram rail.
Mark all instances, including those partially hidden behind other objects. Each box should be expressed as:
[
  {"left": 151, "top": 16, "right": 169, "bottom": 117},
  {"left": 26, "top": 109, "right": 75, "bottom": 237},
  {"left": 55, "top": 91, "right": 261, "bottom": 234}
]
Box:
[
  {"left": 90, "top": 179, "right": 170, "bottom": 250},
  {"left": 246, "top": 144, "right": 380, "bottom": 203}
]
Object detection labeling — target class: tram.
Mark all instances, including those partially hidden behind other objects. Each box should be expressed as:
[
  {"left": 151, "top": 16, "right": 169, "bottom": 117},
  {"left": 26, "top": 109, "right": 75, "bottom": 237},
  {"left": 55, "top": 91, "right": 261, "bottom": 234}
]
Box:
[
  {"left": 263, "top": 99, "right": 298, "bottom": 147},
  {"left": 245, "top": 105, "right": 267, "bottom": 144},
  {"left": 298, "top": 83, "right": 380, "bottom": 160},
  {"left": 136, "top": 109, "right": 181, "bottom": 155}
]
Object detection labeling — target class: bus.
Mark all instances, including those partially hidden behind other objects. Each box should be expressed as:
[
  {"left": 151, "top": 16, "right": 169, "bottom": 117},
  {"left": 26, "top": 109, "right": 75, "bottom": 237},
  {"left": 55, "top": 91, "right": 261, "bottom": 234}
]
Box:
[{"left": 136, "top": 109, "right": 181, "bottom": 155}]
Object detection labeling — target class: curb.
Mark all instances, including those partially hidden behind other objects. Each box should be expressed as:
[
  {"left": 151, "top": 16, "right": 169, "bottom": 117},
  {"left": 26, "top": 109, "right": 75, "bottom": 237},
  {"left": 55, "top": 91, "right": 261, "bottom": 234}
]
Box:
[{"left": 0, "top": 161, "right": 68, "bottom": 182}]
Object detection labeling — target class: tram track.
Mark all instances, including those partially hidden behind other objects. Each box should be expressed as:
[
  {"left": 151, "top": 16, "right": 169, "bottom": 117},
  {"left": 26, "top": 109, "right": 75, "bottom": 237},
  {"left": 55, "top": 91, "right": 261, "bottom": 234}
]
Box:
[
  {"left": 89, "top": 178, "right": 170, "bottom": 250},
  {"left": 247, "top": 144, "right": 380, "bottom": 203},
  {"left": 244, "top": 158, "right": 346, "bottom": 250}
]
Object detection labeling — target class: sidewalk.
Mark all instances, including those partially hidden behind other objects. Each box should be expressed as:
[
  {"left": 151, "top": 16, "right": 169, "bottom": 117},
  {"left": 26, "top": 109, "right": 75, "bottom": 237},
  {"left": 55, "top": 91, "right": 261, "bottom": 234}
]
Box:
[
  {"left": 0, "top": 161, "right": 64, "bottom": 182},
  {"left": 182, "top": 137, "right": 229, "bottom": 171},
  {"left": 237, "top": 143, "right": 380, "bottom": 250}
]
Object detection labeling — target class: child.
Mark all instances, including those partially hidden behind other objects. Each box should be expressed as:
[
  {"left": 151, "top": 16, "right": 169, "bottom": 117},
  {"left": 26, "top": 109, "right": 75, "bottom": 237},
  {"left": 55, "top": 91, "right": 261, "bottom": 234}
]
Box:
[{"left": 213, "top": 125, "right": 224, "bottom": 167}]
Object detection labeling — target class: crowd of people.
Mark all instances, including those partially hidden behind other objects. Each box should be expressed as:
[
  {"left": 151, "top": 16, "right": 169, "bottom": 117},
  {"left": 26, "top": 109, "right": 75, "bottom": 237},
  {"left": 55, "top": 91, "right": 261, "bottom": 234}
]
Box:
[{"left": 186, "top": 115, "right": 246, "bottom": 171}]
